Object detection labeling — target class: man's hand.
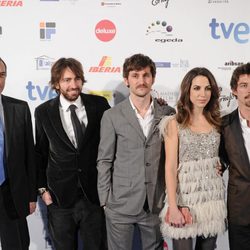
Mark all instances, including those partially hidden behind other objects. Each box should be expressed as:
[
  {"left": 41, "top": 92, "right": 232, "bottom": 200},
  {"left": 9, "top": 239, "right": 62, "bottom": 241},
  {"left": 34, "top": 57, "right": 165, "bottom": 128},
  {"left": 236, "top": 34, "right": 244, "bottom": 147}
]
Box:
[
  {"left": 29, "top": 202, "right": 36, "bottom": 214},
  {"left": 157, "top": 97, "right": 168, "bottom": 106},
  {"left": 41, "top": 191, "right": 53, "bottom": 206}
]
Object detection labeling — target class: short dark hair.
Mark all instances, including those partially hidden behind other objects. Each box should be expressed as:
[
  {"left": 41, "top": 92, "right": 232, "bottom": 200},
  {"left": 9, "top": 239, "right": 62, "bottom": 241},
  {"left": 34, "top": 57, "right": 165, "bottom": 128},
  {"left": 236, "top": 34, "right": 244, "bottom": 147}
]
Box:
[
  {"left": 230, "top": 62, "right": 250, "bottom": 91},
  {"left": 50, "top": 58, "right": 86, "bottom": 93},
  {"left": 123, "top": 54, "right": 156, "bottom": 79},
  {"left": 0, "top": 57, "right": 7, "bottom": 73}
]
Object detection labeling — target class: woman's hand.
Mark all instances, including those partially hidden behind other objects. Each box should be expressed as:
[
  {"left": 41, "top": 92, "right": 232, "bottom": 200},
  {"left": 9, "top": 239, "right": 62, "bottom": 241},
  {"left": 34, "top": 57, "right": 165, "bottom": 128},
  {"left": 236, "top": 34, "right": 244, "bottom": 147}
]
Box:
[{"left": 165, "top": 206, "right": 185, "bottom": 228}]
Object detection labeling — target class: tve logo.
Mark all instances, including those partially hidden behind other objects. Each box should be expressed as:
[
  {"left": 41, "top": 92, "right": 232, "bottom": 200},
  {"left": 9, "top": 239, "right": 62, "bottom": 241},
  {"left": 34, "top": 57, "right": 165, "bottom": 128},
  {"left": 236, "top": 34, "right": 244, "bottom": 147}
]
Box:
[
  {"left": 26, "top": 81, "right": 57, "bottom": 101},
  {"left": 209, "top": 18, "right": 249, "bottom": 44}
]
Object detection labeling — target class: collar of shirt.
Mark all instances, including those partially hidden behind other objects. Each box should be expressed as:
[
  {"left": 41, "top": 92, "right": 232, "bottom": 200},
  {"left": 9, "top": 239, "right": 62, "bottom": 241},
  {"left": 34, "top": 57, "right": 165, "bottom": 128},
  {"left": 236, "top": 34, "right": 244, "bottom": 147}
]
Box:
[
  {"left": 238, "top": 109, "right": 250, "bottom": 129},
  {"left": 59, "top": 94, "right": 82, "bottom": 111},
  {"left": 129, "top": 96, "right": 154, "bottom": 119}
]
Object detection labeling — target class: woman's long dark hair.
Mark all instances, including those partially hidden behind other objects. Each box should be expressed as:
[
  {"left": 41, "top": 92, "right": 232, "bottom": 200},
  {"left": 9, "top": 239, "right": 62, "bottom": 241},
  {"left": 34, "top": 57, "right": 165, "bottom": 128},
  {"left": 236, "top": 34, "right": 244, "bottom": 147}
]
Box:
[{"left": 176, "top": 67, "right": 221, "bottom": 131}]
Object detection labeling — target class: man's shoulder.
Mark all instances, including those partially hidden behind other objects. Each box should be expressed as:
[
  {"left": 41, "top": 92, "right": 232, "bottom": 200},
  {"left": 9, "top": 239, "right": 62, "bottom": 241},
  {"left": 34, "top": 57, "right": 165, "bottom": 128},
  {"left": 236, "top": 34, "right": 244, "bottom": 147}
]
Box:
[
  {"left": 35, "top": 98, "right": 56, "bottom": 113},
  {"left": 222, "top": 108, "right": 238, "bottom": 127},
  {"left": 2, "top": 95, "right": 28, "bottom": 107},
  {"left": 81, "top": 93, "right": 108, "bottom": 103}
]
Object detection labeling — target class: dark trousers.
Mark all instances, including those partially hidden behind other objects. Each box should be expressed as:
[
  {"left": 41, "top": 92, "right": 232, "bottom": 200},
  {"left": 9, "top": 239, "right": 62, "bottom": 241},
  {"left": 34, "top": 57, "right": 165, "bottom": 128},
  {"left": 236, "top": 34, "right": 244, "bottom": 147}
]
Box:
[
  {"left": 229, "top": 223, "right": 250, "bottom": 250},
  {"left": 47, "top": 196, "right": 106, "bottom": 250},
  {"left": 0, "top": 183, "right": 29, "bottom": 250},
  {"left": 173, "top": 235, "right": 217, "bottom": 250}
]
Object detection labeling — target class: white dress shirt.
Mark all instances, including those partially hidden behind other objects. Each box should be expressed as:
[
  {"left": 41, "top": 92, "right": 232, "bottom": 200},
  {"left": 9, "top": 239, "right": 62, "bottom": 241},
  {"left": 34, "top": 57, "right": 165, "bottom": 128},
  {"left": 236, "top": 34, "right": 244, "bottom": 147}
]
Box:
[
  {"left": 239, "top": 110, "right": 250, "bottom": 159},
  {"left": 129, "top": 97, "right": 154, "bottom": 138},
  {"left": 59, "top": 94, "right": 88, "bottom": 148}
]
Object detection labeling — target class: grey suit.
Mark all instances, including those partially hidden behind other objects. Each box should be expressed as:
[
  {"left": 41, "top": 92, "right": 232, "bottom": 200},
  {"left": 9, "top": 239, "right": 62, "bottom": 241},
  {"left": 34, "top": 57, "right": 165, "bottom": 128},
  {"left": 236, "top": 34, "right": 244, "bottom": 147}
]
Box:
[{"left": 97, "top": 97, "right": 175, "bottom": 250}]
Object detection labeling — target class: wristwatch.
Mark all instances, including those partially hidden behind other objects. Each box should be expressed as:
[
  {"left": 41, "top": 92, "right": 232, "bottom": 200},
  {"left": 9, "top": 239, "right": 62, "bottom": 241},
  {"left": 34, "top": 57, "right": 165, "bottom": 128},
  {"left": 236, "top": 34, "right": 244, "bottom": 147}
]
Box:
[{"left": 38, "top": 187, "right": 47, "bottom": 196}]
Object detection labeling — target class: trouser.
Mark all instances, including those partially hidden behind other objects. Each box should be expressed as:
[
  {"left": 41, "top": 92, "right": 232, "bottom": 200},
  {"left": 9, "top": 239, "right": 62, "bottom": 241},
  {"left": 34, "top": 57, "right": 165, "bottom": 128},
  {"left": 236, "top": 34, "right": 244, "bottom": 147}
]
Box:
[
  {"left": 47, "top": 196, "right": 106, "bottom": 250},
  {"left": 228, "top": 223, "right": 250, "bottom": 250},
  {"left": 0, "top": 183, "right": 29, "bottom": 250},
  {"left": 105, "top": 206, "right": 163, "bottom": 250}
]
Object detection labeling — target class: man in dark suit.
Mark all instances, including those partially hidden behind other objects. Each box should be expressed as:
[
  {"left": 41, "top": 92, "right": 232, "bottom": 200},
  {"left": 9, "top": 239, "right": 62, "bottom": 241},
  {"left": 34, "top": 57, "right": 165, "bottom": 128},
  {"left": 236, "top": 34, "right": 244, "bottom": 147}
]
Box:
[
  {"left": 35, "top": 57, "right": 110, "bottom": 250},
  {"left": 220, "top": 62, "right": 250, "bottom": 250},
  {"left": 0, "top": 58, "right": 37, "bottom": 250}
]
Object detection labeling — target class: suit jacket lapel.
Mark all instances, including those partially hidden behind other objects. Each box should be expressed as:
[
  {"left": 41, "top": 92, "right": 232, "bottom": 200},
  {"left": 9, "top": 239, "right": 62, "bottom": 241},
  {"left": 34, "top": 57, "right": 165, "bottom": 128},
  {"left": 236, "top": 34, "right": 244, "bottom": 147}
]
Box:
[
  {"left": 146, "top": 99, "right": 163, "bottom": 142},
  {"left": 121, "top": 98, "right": 145, "bottom": 140},
  {"left": 47, "top": 96, "right": 75, "bottom": 150},
  {"left": 81, "top": 93, "right": 96, "bottom": 145},
  {"left": 2, "top": 95, "right": 14, "bottom": 159},
  {"left": 231, "top": 109, "right": 250, "bottom": 167}
]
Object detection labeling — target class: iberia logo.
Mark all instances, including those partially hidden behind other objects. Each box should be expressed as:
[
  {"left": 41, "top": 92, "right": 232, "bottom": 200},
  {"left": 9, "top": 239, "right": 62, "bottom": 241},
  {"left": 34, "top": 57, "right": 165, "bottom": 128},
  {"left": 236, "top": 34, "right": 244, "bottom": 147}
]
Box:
[
  {"left": 0, "top": 0, "right": 23, "bottom": 6},
  {"left": 95, "top": 20, "right": 116, "bottom": 42},
  {"left": 89, "top": 56, "right": 120, "bottom": 73}
]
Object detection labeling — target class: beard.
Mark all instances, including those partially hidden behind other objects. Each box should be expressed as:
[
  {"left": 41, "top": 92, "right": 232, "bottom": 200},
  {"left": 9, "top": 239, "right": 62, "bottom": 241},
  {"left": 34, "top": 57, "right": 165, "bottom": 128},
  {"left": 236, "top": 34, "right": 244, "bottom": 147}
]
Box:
[{"left": 61, "top": 88, "right": 82, "bottom": 101}]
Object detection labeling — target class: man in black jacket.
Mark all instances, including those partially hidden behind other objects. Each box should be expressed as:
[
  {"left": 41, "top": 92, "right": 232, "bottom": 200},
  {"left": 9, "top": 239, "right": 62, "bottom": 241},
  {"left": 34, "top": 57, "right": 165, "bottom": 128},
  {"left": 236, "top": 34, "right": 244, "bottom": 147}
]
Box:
[{"left": 35, "top": 57, "right": 110, "bottom": 250}]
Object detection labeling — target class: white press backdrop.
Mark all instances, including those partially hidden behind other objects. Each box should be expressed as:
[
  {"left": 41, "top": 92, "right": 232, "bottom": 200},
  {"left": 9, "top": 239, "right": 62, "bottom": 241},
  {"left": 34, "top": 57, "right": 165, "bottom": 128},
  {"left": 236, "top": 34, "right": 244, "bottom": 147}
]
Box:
[{"left": 0, "top": 0, "right": 249, "bottom": 249}]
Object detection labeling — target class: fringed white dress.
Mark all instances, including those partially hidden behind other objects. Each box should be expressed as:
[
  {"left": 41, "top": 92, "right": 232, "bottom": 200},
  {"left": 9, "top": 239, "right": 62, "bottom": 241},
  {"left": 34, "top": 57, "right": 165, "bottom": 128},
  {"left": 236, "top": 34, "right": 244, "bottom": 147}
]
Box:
[{"left": 159, "top": 116, "right": 227, "bottom": 240}]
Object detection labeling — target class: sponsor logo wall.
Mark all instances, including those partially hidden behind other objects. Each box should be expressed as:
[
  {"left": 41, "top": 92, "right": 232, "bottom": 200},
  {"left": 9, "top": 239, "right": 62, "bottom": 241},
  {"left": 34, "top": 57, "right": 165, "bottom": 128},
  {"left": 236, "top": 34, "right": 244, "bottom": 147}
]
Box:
[{"left": 0, "top": 0, "right": 249, "bottom": 249}]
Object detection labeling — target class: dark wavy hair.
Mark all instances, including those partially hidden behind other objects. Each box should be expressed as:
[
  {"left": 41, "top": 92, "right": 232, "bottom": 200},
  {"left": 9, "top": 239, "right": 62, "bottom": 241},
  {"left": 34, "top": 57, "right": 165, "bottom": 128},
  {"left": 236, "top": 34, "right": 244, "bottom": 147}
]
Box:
[
  {"left": 230, "top": 62, "right": 250, "bottom": 94},
  {"left": 123, "top": 53, "right": 156, "bottom": 79},
  {"left": 50, "top": 58, "right": 86, "bottom": 93},
  {"left": 176, "top": 67, "right": 221, "bottom": 130}
]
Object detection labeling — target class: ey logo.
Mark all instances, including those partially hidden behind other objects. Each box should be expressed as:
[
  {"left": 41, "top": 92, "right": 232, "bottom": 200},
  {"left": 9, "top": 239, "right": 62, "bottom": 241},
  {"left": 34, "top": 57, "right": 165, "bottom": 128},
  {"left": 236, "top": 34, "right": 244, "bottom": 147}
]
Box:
[{"left": 40, "top": 22, "right": 56, "bottom": 40}]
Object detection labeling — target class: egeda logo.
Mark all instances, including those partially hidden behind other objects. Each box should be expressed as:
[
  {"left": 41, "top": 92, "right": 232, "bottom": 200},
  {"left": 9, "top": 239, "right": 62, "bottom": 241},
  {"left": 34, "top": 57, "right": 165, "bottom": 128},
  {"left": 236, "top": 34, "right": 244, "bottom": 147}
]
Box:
[
  {"left": 209, "top": 18, "right": 249, "bottom": 44},
  {"left": 26, "top": 81, "right": 57, "bottom": 101}
]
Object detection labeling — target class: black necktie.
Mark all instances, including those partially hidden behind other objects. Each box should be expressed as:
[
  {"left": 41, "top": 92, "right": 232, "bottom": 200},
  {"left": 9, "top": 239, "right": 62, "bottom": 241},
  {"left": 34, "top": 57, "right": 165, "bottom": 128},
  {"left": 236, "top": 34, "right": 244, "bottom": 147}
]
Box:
[{"left": 69, "top": 104, "right": 85, "bottom": 148}]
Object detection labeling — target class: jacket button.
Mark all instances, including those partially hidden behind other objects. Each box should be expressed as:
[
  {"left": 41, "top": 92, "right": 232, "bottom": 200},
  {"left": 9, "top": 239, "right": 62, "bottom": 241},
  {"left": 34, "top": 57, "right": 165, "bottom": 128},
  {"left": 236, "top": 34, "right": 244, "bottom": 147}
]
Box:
[
  {"left": 78, "top": 169, "right": 82, "bottom": 172},
  {"left": 146, "top": 163, "right": 151, "bottom": 166}
]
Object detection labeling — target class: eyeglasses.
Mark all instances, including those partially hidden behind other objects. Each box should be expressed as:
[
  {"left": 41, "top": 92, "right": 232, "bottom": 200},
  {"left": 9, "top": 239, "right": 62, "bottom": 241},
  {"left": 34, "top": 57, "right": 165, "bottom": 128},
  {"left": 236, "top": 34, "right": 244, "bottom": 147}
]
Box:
[{"left": 0, "top": 72, "right": 6, "bottom": 78}]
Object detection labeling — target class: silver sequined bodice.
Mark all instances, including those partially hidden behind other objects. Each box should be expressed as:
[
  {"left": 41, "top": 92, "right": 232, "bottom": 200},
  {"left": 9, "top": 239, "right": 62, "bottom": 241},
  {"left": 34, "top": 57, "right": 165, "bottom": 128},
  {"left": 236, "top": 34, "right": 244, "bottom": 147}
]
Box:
[{"left": 178, "top": 127, "right": 220, "bottom": 163}]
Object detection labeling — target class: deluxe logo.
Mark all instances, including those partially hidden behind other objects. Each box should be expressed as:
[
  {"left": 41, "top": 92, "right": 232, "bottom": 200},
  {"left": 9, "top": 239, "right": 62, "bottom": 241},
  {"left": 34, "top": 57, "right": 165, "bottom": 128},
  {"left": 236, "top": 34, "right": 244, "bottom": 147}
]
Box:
[
  {"left": 0, "top": 1, "right": 23, "bottom": 6},
  {"left": 95, "top": 20, "right": 116, "bottom": 42},
  {"left": 209, "top": 18, "right": 249, "bottom": 44},
  {"left": 40, "top": 22, "right": 56, "bottom": 40},
  {"left": 151, "top": 0, "right": 169, "bottom": 8},
  {"left": 26, "top": 81, "right": 57, "bottom": 101},
  {"left": 89, "top": 56, "right": 120, "bottom": 73},
  {"left": 35, "top": 55, "right": 55, "bottom": 70}
]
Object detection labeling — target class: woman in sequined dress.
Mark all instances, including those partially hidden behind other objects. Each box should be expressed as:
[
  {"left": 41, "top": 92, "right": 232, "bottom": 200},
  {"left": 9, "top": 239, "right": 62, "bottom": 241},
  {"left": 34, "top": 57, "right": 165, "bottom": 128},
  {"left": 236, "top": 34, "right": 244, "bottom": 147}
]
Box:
[{"left": 159, "top": 68, "right": 227, "bottom": 250}]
